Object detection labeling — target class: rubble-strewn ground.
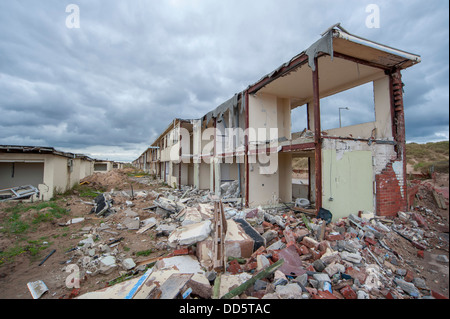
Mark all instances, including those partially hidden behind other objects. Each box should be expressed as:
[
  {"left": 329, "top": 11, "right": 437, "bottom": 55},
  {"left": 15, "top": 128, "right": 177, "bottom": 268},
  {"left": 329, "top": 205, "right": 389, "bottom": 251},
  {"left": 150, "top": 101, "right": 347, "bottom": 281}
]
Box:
[{"left": 0, "top": 169, "right": 448, "bottom": 299}]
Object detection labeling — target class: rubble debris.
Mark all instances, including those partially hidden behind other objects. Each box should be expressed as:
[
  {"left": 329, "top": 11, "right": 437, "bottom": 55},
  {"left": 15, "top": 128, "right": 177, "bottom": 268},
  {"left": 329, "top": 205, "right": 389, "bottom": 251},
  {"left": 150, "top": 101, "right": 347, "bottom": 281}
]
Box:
[
  {"left": 168, "top": 220, "right": 212, "bottom": 247},
  {"left": 212, "top": 201, "right": 227, "bottom": 271},
  {"left": 156, "top": 273, "right": 194, "bottom": 299},
  {"left": 91, "top": 194, "right": 113, "bottom": 217},
  {"left": 15, "top": 172, "right": 443, "bottom": 300},
  {"left": 0, "top": 185, "right": 39, "bottom": 202},
  {"left": 220, "top": 259, "right": 284, "bottom": 299}
]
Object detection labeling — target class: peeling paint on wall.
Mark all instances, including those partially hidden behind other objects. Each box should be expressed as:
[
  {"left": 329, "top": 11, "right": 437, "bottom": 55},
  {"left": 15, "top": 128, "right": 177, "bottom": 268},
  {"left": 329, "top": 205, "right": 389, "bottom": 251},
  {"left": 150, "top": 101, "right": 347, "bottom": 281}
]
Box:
[{"left": 392, "top": 159, "right": 405, "bottom": 198}]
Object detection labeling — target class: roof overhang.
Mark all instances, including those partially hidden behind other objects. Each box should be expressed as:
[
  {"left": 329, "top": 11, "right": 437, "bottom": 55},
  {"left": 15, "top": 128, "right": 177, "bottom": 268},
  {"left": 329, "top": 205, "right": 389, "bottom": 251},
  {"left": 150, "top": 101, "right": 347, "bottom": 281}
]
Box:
[{"left": 247, "top": 24, "right": 421, "bottom": 106}]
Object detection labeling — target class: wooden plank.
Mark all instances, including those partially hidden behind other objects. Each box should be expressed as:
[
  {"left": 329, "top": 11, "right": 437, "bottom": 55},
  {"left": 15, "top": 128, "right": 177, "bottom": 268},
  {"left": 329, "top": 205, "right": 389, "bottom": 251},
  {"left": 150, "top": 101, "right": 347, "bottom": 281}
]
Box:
[
  {"left": 318, "top": 221, "right": 326, "bottom": 241},
  {"left": 212, "top": 201, "right": 228, "bottom": 272},
  {"left": 124, "top": 268, "right": 154, "bottom": 299},
  {"left": 136, "top": 222, "right": 156, "bottom": 234},
  {"left": 134, "top": 253, "right": 165, "bottom": 268},
  {"left": 291, "top": 206, "right": 316, "bottom": 215}
]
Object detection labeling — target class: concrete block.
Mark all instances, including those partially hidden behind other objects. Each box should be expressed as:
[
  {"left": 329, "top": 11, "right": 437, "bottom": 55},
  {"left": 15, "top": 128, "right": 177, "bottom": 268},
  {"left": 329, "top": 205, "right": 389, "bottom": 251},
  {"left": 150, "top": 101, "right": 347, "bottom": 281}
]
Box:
[
  {"left": 276, "top": 283, "right": 303, "bottom": 299},
  {"left": 257, "top": 255, "right": 271, "bottom": 271},
  {"left": 122, "top": 258, "right": 136, "bottom": 270},
  {"left": 313, "top": 273, "right": 331, "bottom": 283},
  {"left": 123, "top": 217, "right": 140, "bottom": 230},
  {"left": 99, "top": 256, "right": 117, "bottom": 275},
  {"left": 262, "top": 229, "right": 278, "bottom": 243},
  {"left": 324, "top": 262, "right": 346, "bottom": 277},
  {"left": 340, "top": 251, "right": 362, "bottom": 264},
  {"left": 168, "top": 220, "right": 212, "bottom": 247},
  {"left": 394, "top": 278, "right": 419, "bottom": 297},
  {"left": 181, "top": 207, "right": 203, "bottom": 226},
  {"left": 266, "top": 240, "right": 286, "bottom": 251}
]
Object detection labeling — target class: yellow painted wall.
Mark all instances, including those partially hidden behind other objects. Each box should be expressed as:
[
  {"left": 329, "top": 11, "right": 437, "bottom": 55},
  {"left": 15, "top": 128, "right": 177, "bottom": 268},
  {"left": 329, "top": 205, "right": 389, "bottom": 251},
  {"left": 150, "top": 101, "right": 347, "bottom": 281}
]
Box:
[{"left": 321, "top": 149, "right": 374, "bottom": 220}]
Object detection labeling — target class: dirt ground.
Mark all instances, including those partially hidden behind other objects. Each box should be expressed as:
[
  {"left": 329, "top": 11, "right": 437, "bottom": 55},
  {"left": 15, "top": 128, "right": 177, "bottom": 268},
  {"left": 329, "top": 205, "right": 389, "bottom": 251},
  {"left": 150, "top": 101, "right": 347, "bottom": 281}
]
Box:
[
  {"left": 0, "top": 169, "right": 448, "bottom": 299},
  {"left": 0, "top": 170, "right": 167, "bottom": 299}
]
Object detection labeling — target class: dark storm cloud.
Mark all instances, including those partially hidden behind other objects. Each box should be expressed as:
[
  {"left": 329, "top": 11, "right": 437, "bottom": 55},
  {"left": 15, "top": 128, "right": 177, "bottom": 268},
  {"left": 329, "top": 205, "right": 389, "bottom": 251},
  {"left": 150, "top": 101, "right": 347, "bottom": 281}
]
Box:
[{"left": 0, "top": 0, "right": 448, "bottom": 162}]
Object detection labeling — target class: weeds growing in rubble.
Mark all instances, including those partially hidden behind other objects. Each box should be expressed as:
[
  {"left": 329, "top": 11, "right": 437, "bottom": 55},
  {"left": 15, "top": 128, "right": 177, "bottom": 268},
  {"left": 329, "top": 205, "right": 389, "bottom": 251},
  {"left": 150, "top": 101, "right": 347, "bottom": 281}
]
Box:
[
  {"left": 60, "top": 183, "right": 103, "bottom": 199},
  {"left": 0, "top": 239, "right": 52, "bottom": 266},
  {"left": 0, "top": 201, "right": 67, "bottom": 265},
  {"left": 135, "top": 249, "right": 153, "bottom": 257},
  {"left": 126, "top": 169, "right": 151, "bottom": 177}
]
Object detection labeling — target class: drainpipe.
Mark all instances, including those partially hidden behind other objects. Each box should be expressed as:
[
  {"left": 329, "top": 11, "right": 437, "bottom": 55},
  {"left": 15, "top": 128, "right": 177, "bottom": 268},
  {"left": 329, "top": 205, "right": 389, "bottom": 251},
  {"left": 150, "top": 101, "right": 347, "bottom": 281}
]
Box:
[{"left": 312, "top": 57, "right": 323, "bottom": 212}]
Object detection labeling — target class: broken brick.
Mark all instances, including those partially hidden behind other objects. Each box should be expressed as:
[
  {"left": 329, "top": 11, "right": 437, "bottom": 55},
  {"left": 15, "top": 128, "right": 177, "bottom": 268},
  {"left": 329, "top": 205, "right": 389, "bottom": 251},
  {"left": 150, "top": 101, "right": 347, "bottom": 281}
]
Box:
[
  {"left": 299, "top": 245, "right": 309, "bottom": 255},
  {"left": 227, "top": 259, "right": 243, "bottom": 274},
  {"left": 340, "top": 285, "right": 357, "bottom": 299},
  {"left": 306, "top": 265, "right": 315, "bottom": 272},
  {"left": 326, "top": 233, "right": 344, "bottom": 241},
  {"left": 345, "top": 267, "right": 367, "bottom": 283},
  {"left": 412, "top": 212, "right": 428, "bottom": 228},
  {"left": 309, "top": 248, "right": 321, "bottom": 261},
  {"left": 417, "top": 250, "right": 424, "bottom": 258},
  {"left": 365, "top": 237, "right": 377, "bottom": 246},
  {"left": 317, "top": 241, "right": 327, "bottom": 252},
  {"left": 283, "top": 228, "right": 297, "bottom": 243},
  {"left": 405, "top": 270, "right": 414, "bottom": 283},
  {"left": 250, "top": 246, "right": 266, "bottom": 258},
  {"left": 313, "top": 290, "right": 338, "bottom": 299},
  {"left": 431, "top": 290, "right": 449, "bottom": 299},
  {"left": 301, "top": 237, "right": 319, "bottom": 250},
  {"left": 245, "top": 261, "right": 257, "bottom": 271},
  {"left": 168, "top": 247, "right": 190, "bottom": 257},
  {"left": 262, "top": 221, "right": 273, "bottom": 230}
]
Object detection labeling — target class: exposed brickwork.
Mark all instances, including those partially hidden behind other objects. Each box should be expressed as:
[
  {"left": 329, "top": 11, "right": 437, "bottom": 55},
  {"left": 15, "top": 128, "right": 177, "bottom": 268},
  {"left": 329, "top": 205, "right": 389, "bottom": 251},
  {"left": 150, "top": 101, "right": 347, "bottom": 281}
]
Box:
[
  {"left": 376, "top": 162, "right": 406, "bottom": 217},
  {"left": 375, "top": 70, "right": 409, "bottom": 217}
]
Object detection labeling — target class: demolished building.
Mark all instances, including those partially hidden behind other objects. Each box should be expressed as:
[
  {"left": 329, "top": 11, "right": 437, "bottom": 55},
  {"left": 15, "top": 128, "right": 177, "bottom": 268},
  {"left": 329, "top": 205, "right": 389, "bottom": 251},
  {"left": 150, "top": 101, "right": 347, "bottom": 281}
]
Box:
[
  {"left": 134, "top": 24, "right": 421, "bottom": 221},
  {"left": 0, "top": 145, "right": 123, "bottom": 201}
]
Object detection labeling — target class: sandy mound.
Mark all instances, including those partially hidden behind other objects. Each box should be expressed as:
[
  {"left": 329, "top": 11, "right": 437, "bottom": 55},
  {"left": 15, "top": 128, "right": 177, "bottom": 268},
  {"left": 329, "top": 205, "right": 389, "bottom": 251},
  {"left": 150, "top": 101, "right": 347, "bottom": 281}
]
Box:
[{"left": 80, "top": 169, "right": 132, "bottom": 191}]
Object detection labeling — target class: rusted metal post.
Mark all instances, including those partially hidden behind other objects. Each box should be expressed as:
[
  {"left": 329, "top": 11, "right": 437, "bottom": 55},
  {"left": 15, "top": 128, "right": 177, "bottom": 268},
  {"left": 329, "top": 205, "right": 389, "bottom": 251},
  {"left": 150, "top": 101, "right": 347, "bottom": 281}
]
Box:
[
  {"left": 312, "top": 57, "right": 322, "bottom": 211},
  {"left": 390, "top": 69, "right": 408, "bottom": 212},
  {"left": 245, "top": 91, "right": 250, "bottom": 207}
]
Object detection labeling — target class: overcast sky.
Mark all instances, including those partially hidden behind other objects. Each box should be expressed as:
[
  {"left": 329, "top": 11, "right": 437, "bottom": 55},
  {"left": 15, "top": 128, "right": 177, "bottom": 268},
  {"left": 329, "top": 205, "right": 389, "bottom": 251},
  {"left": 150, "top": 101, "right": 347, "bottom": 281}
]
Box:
[{"left": 0, "top": 0, "right": 448, "bottom": 162}]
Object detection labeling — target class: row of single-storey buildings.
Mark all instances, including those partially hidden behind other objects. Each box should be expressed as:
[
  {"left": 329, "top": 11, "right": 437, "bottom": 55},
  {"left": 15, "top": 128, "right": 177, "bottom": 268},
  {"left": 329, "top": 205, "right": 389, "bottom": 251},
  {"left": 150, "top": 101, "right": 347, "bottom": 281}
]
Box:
[
  {"left": 133, "top": 24, "right": 421, "bottom": 221},
  {"left": 0, "top": 145, "right": 125, "bottom": 201}
]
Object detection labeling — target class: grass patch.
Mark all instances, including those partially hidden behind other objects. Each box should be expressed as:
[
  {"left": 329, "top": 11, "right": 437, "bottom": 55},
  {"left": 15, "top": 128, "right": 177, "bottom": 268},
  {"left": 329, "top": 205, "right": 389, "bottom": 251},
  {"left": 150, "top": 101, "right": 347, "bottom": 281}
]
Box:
[
  {"left": 1, "top": 211, "right": 30, "bottom": 235},
  {"left": 135, "top": 249, "right": 153, "bottom": 257},
  {"left": 30, "top": 202, "right": 69, "bottom": 224},
  {"left": 127, "top": 169, "right": 151, "bottom": 177},
  {"left": 61, "top": 184, "right": 102, "bottom": 199},
  {"left": 0, "top": 240, "right": 52, "bottom": 266},
  {"left": 1, "top": 202, "right": 69, "bottom": 236}
]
